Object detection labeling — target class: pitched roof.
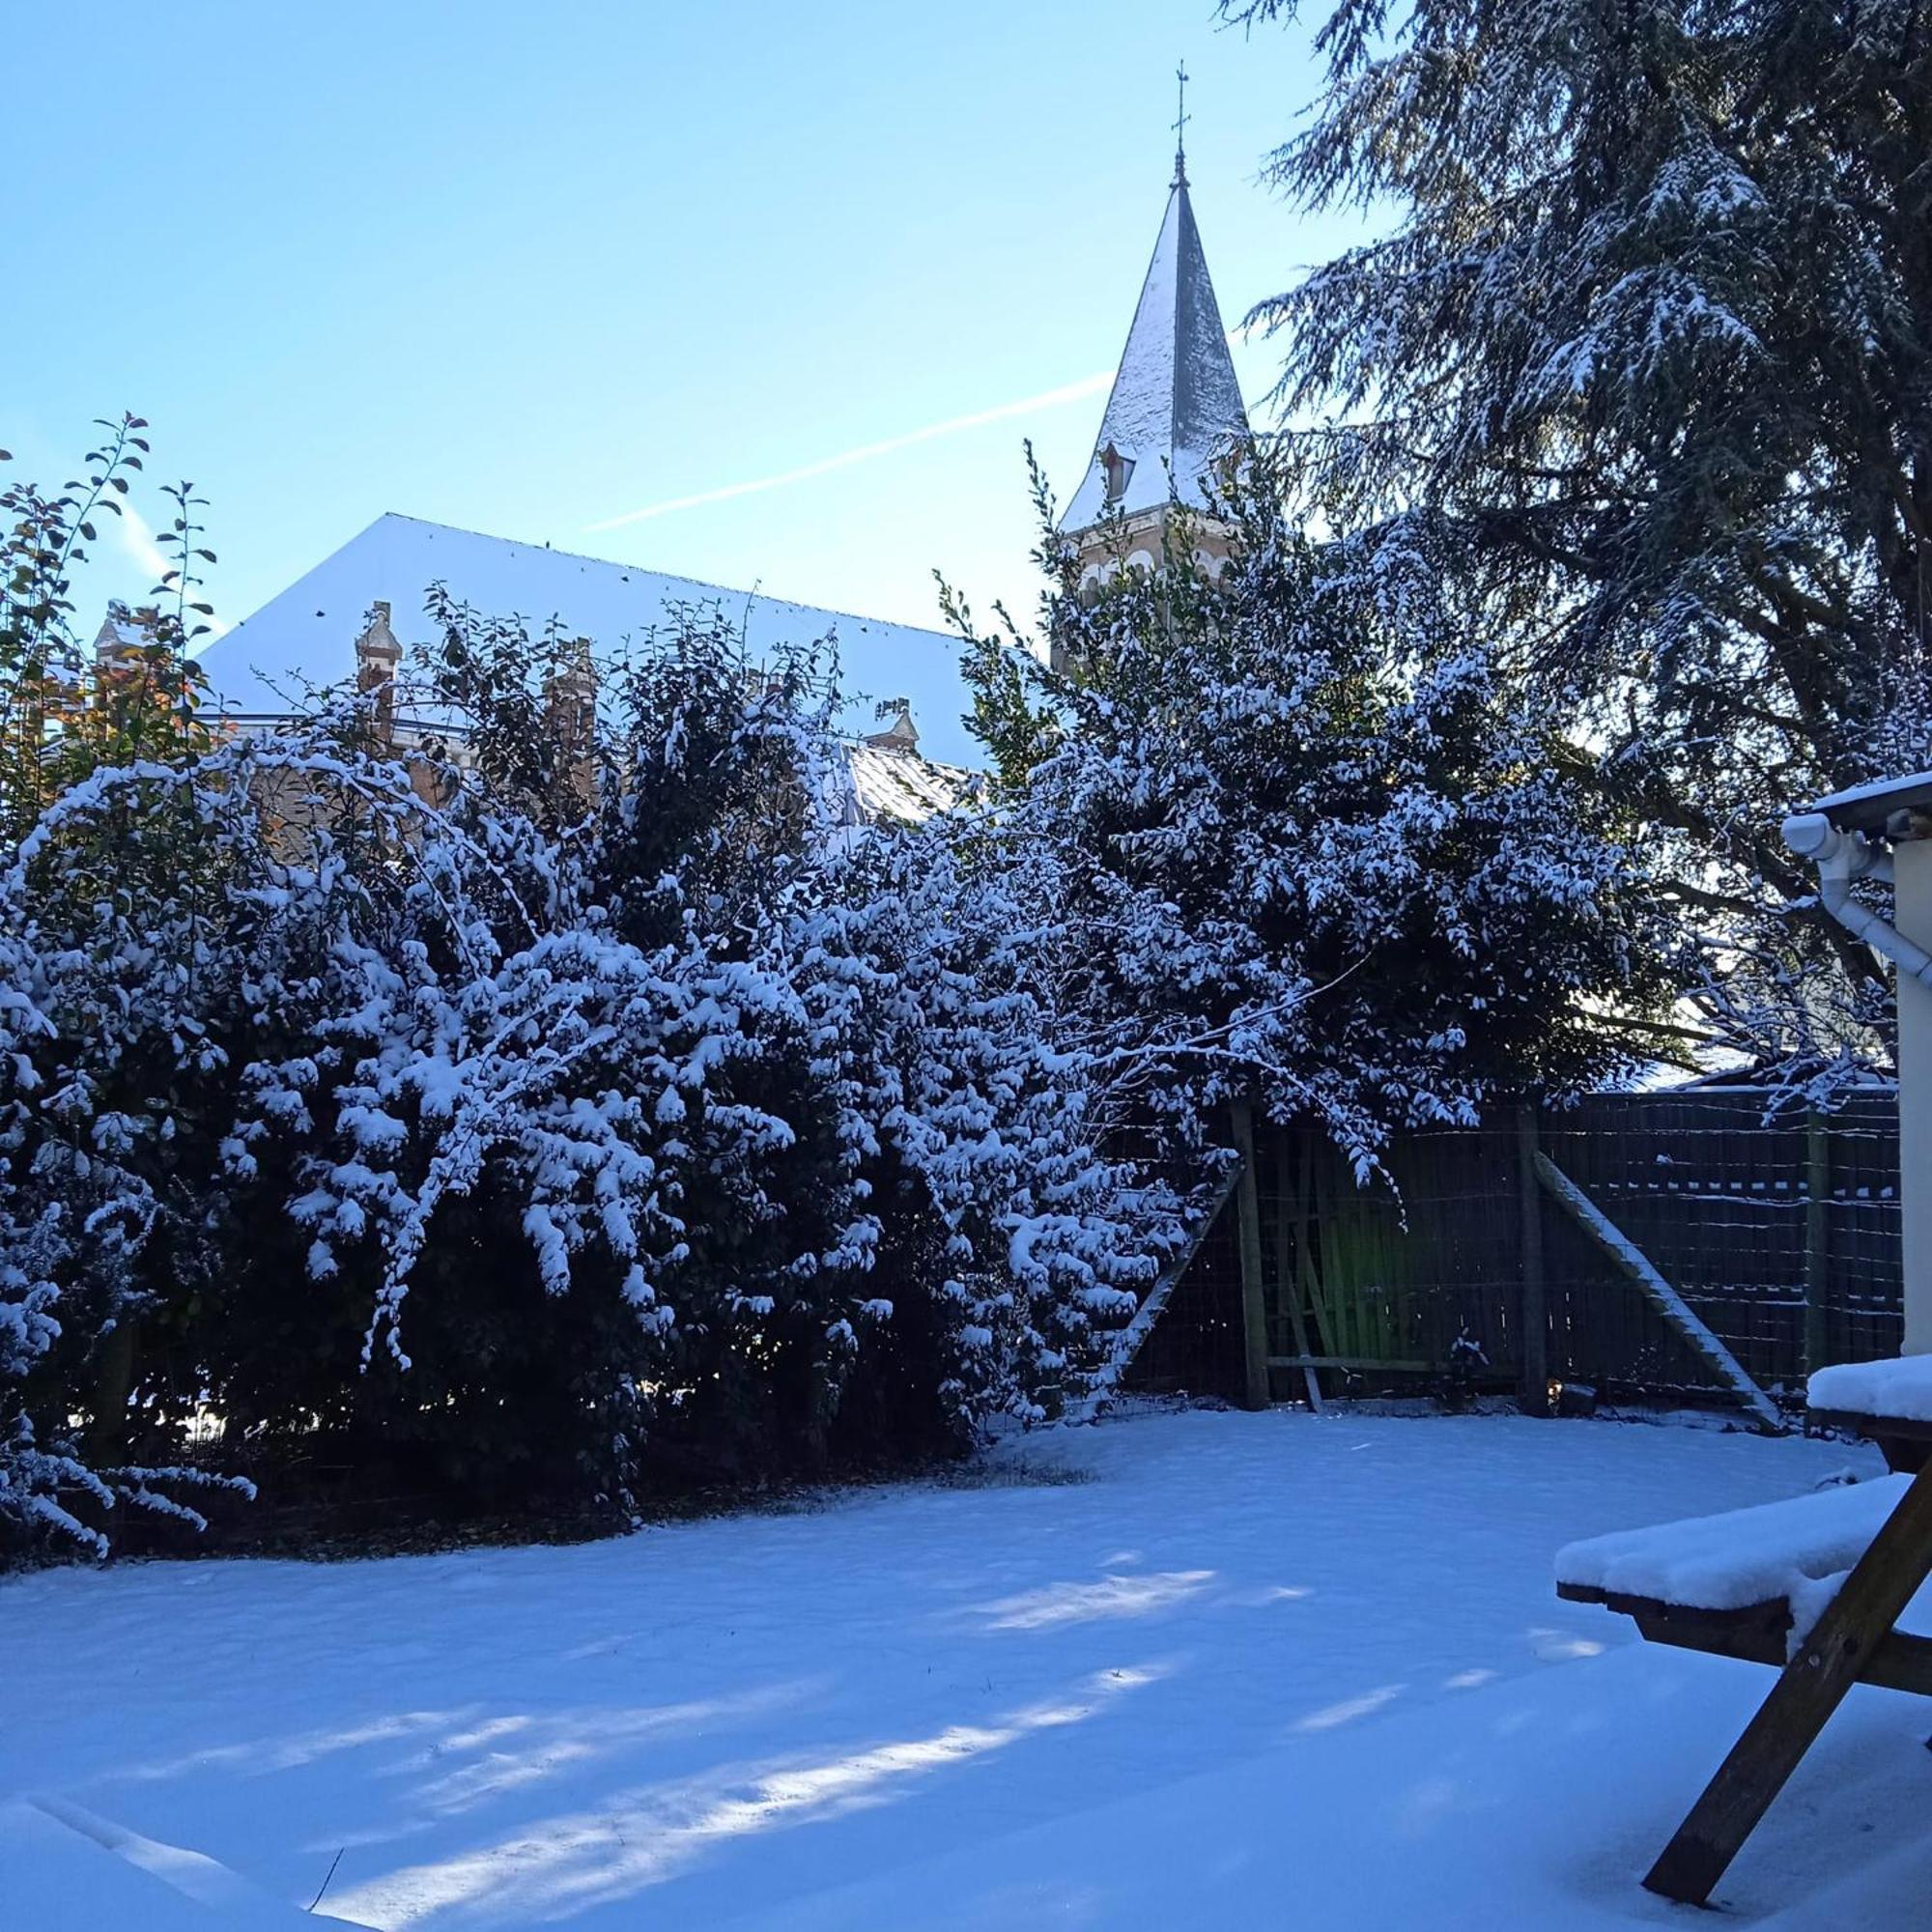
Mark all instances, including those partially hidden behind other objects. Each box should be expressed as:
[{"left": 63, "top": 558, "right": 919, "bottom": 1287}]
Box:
[
  {"left": 1062, "top": 177, "right": 1250, "bottom": 531},
  {"left": 195, "top": 512, "right": 982, "bottom": 769},
  {"left": 843, "top": 740, "right": 983, "bottom": 826}
]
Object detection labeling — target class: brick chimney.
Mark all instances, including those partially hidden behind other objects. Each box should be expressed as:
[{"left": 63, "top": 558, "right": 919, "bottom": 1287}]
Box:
[
  {"left": 543, "top": 639, "right": 598, "bottom": 809},
  {"left": 354, "top": 601, "right": 402, "bottom": 742},
  {"left": 92, "top": 600, "right": 158, "bottom": 673}
]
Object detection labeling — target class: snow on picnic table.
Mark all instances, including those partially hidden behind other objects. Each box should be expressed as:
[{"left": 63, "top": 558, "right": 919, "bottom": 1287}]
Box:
[
  {"left": 1809, "top": 1353, "right": 1932, "bottom": 1424},
  {"left": 1556, "top": 1471, "right": 1914, "bottom": 1615},
  {"left": 3, "top": 1408, "right": 1929, "bottom": 1929}
]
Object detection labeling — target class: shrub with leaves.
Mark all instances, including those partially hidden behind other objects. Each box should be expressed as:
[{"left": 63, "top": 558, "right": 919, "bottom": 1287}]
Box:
[
  {"left": 0, "top": 433, "right": 1174, "bottom": 1557},
  {"left": 0, "top": 422, "right": 243, "bottom": 1553},
  {"left": 952, "top": 451, "right": 1683, "bottom": 1175}
]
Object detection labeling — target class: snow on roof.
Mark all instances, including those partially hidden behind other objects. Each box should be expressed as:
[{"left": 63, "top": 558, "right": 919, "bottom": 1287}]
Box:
[
  {"left": 1061, "top": 177, "right": 1249, "bottom": 531},
  {"left": 197, "top": 513, "right": 983, "bottom": 769},
  {"left": 845, "top": 741, "right": 982, "bottom": 825},
  {"left": 92, "top": 601, "right": 155, "bottom": 653},
  {"left": 1810, "top": 769, "right": 1932, "bottom": 834}
]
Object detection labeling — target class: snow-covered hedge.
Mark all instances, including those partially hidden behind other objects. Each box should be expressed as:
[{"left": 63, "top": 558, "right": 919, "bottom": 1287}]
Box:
[
  {"left": 0, "top": 526, "right": 1176, "bottom": 1556},
  {"left": 952, "top": 452, "right": 1683, "bottom": 1177},
  {"left": 0, "top": 422, "right": 1677, "bottom": 1560}
]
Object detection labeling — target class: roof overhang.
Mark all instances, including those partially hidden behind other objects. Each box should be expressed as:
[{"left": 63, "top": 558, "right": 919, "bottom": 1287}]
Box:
[{"left": 1808, "top": 770, "right": 1932, "bottom": 838}]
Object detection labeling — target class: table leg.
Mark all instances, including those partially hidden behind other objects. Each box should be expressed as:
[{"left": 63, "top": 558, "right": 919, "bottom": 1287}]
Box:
[{"left": 1644, "top": 1456, "right": 1932, "bottom": 1904}]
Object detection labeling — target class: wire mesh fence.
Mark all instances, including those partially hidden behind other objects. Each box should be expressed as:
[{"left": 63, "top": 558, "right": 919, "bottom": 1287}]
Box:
[
  {"left": 1124, "top": 1089, "right": 1903, "bottom": 1415},
  {"left": 1544, "top": 1090, "right": 1900, "bottom": 1399}
]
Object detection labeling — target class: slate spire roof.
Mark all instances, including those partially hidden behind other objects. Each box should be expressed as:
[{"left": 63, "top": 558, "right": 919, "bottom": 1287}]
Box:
[{"left": 1062, "top": 161, "right": 1250, "bottom": 532}]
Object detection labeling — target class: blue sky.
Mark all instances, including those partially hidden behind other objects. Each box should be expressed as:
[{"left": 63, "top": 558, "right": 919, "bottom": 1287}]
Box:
[{"left": 10, "top": 1, "right": 1358, "bottom": 647}]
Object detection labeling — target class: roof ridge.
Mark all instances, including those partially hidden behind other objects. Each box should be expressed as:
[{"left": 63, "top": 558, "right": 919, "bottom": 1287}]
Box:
[{"left": 367, "top": 511, "right": 955, "bottom": 643}]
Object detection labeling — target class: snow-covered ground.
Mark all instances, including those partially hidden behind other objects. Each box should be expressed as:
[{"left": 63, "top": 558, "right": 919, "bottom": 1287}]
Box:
[{"left": 4, "top": 1407, "right": 1930, "bottom": 1928}]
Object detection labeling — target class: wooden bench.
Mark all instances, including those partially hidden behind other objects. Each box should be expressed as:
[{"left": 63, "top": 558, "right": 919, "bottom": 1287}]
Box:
[
  {"left": 1556, "top": 1357, "right": 1932, "bottom": 1904},
  {"left": 1557, "top": 1473, "right": 1931, "bottom": 1687}
]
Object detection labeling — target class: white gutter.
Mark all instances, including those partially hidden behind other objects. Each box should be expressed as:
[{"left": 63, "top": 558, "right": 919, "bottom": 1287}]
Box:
[{"left": 1781, "top": 811, "right": 1932, "bottom": 987}]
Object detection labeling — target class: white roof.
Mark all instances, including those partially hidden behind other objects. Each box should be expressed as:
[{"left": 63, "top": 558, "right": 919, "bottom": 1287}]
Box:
[
  {"left": 1062, "top": 177, "right": 1250, "bottom": 531},
  {"left": 197, "top": 513, "right": 982, "bottom": 769}
]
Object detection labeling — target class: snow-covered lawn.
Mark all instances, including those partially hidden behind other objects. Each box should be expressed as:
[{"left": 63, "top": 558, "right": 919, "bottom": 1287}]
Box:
[{"left": 5, "top": 1407, "right": 1931, "bottom": 1928}]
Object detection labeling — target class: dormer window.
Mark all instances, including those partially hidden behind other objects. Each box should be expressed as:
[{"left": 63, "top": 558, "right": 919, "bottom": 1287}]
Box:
[{"left": 1101, "top": 441, "right": 1135, "bottom": 505}]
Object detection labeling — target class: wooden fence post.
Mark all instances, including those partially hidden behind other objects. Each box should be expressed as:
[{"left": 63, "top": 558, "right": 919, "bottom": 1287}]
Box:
[
  {"left": 1274, "top": 1132, "right": 1324, "bottom": 1410},
  {"left": 1804, "top": 1108, "right": 1831, "bottom": 1377},
  {"left": 1518, "top": 1101, "right": 1548, "bottom": 1415},
  {"left": 1231, "top": 1100, "right": 1272, "bottom": 1412}
]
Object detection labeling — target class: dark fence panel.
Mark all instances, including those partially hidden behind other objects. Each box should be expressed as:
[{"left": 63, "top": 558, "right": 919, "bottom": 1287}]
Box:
[
  {"left": 1543, "top": 1091, "right": 1899, "bottom": 1398},
  {"left": 1124, "top": 1175, "right": 1250, "bottom": 1404},
  {"left": 1825, "top": 1098, "right": 1907, "bottom": 1366},
  {"left": 1125, "top": 1090, "right": 1902, "bottom": 1413}
]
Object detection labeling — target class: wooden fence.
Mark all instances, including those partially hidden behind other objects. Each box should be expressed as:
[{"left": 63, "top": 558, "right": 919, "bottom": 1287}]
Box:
[{"left": 1125, "top": 1089, "right": 1902, "bottom": 1418}]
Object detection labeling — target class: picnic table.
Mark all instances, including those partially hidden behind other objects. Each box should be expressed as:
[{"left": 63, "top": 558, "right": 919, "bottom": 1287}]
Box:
[{"left": 1555, "top": 1358, "right": 1932, "bottom": 1905}]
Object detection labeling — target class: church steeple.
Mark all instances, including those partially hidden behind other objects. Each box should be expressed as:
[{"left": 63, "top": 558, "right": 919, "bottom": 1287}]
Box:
[{"left": 1062, "top": 92, "right": 1249, "bottom": 584}]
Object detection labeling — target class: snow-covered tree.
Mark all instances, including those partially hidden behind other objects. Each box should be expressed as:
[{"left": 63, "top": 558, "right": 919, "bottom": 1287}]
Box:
[
  {"left": 955, "top": 450, "right": 1682, "bottom": 1173},
  {"left": 1222, "top": 0, "right": 1932, "bottom": 1084}
]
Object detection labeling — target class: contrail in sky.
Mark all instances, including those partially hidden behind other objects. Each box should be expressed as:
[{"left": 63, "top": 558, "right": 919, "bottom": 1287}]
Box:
[
  {"left": 117, "top": 500, "right": 173, "bottom": 585},
  {"left": 585, "top": 369, "right": 1115, "bottom": 534},
  {"left": 120, "top": 502, "right": 232, "bottom": 639}
]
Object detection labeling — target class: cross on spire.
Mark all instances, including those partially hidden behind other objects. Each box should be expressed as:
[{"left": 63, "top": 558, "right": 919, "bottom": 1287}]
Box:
[{"left": 1173, "top": 61, "right": 1190, "bottom": 186}]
